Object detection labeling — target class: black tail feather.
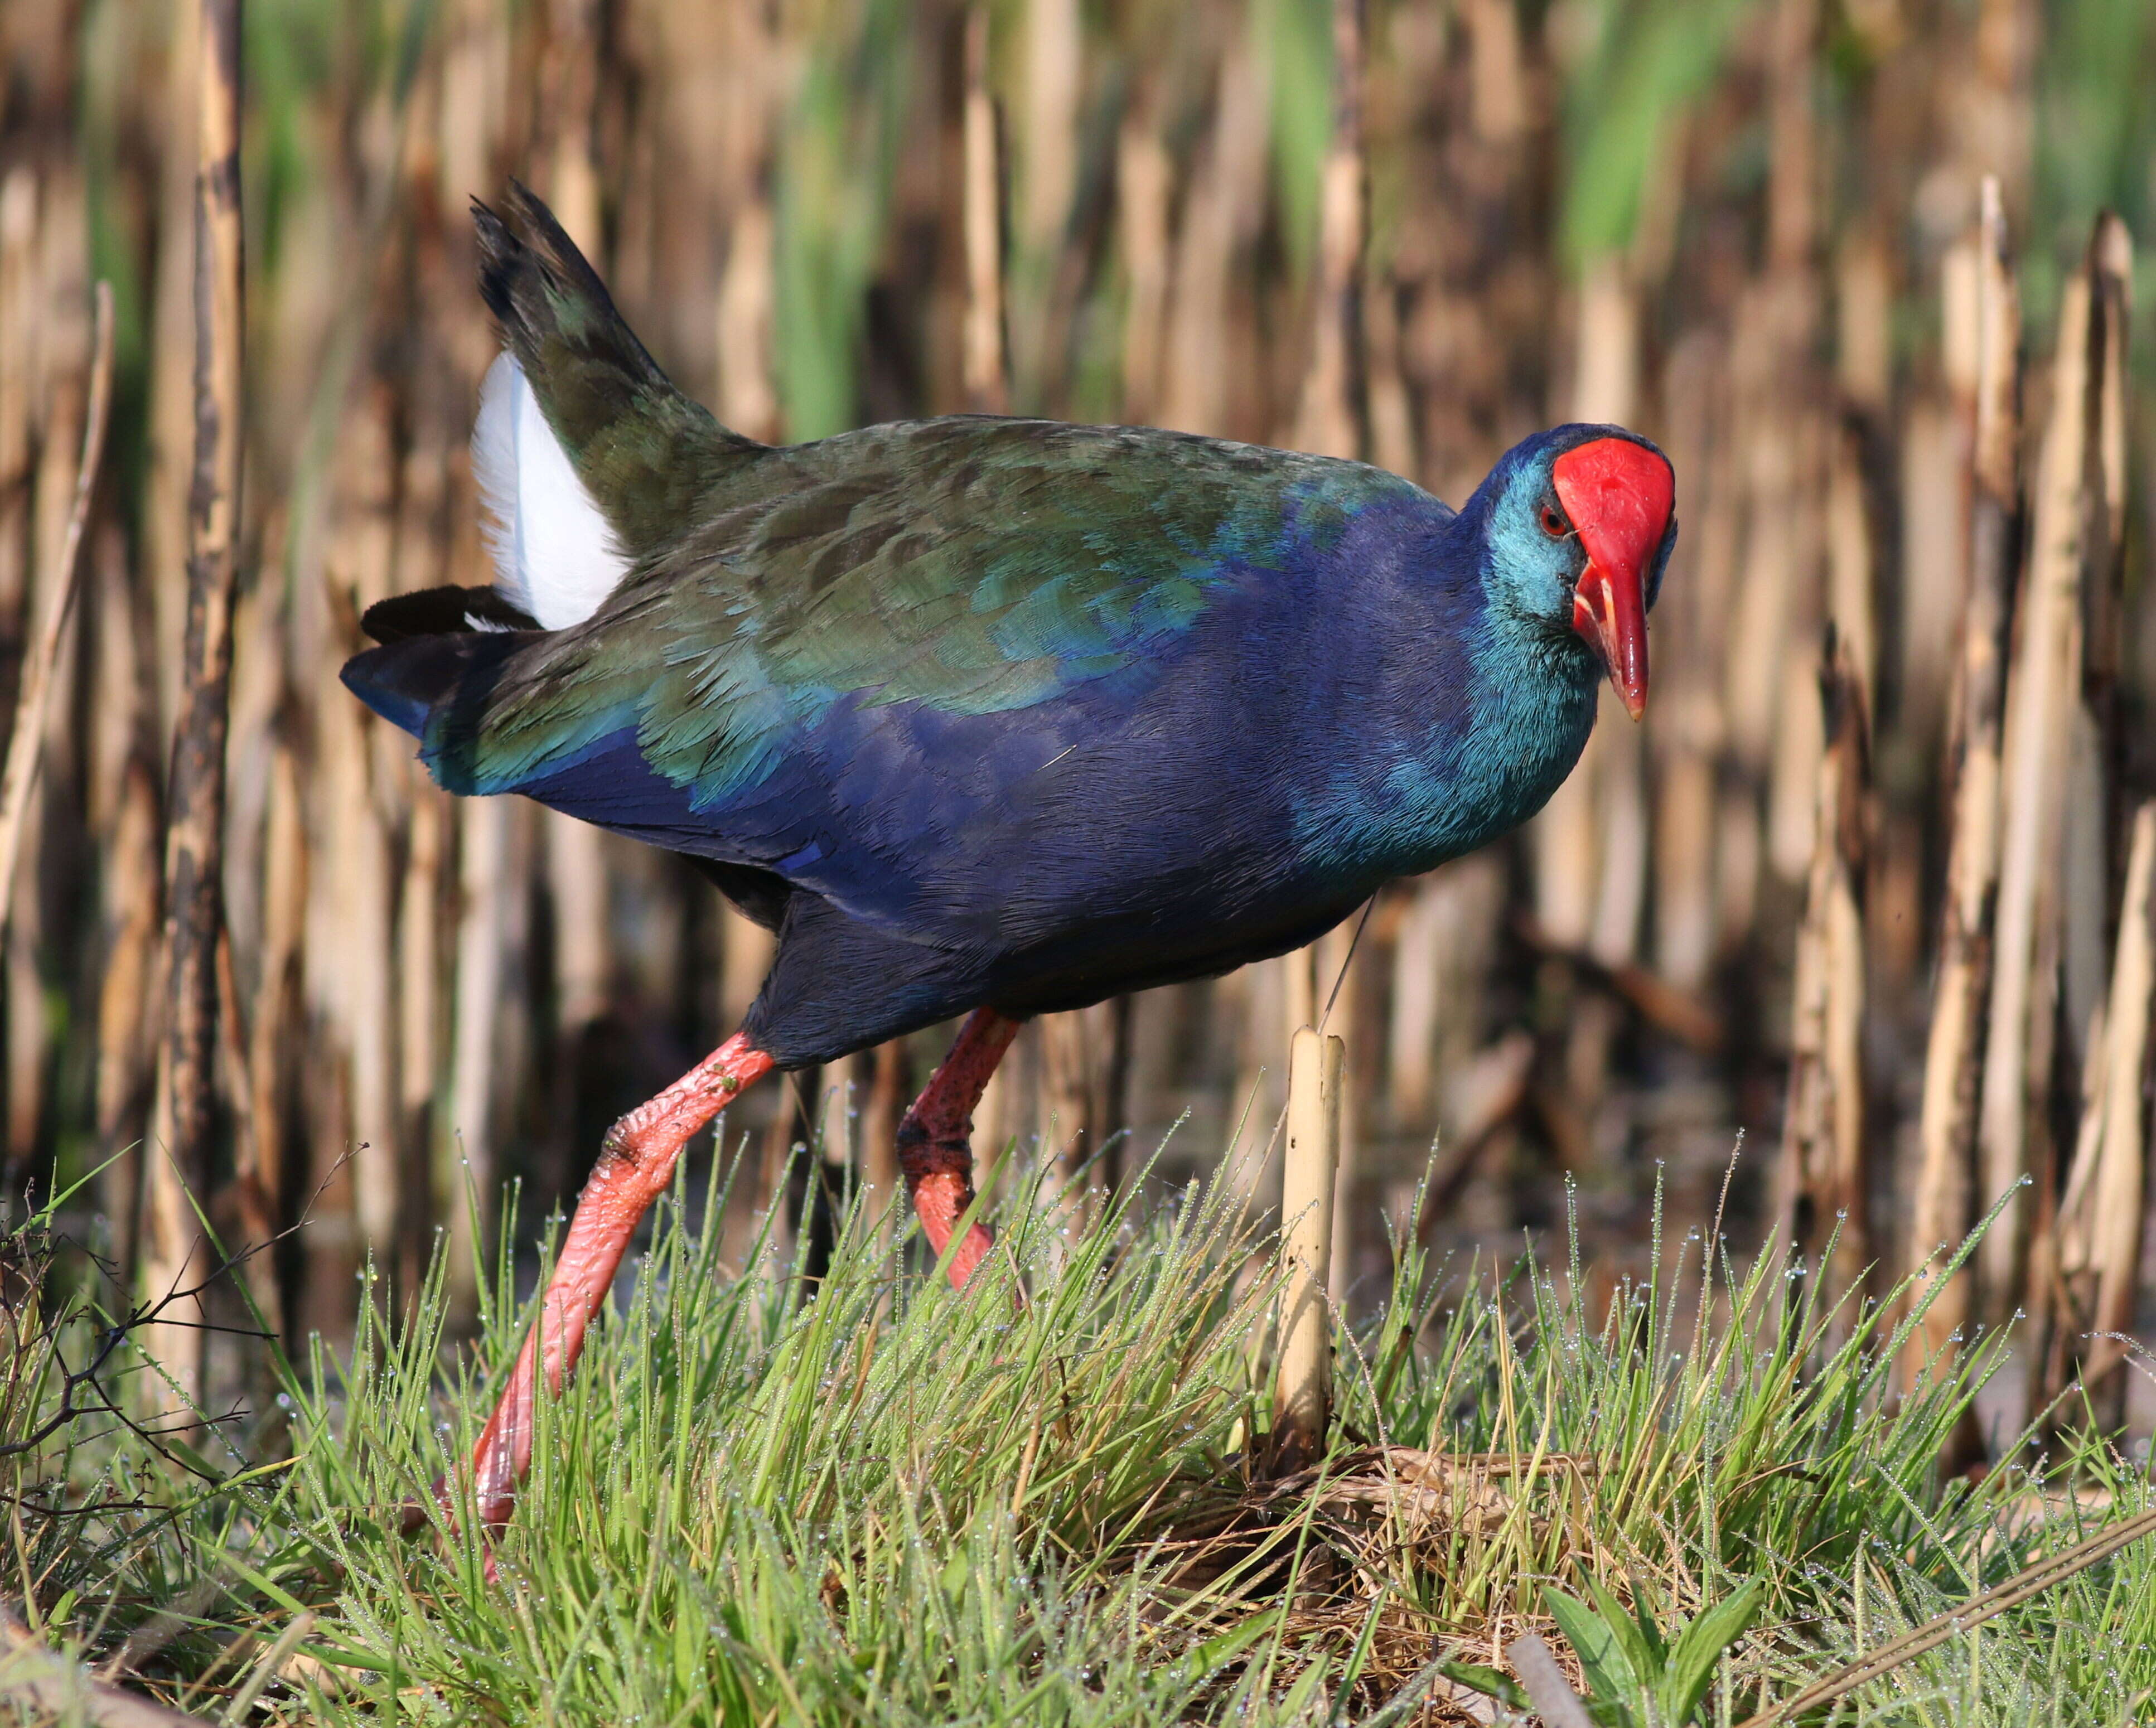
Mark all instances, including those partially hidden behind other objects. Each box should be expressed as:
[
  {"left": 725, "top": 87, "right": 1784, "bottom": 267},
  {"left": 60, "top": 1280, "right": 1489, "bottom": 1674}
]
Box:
[
  {"left": 471, "top": 183, "right": 765, "bottom": 556},
  {"left": 361, "top": 584, "right": 540, "bottom": 643}
]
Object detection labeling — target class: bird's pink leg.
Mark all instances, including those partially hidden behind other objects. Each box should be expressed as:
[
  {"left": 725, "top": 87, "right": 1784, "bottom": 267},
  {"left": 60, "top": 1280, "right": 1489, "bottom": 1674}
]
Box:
[
  {"left": 897, "top": 1009, "right": 1023, "bottom": 1287},
  {"left": 462, "top": 1030, "right": 774, "bottom": 1529}
]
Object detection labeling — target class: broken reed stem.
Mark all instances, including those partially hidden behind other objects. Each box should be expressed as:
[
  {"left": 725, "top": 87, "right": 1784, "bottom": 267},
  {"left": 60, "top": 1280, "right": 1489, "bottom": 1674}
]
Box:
[
  {"left": 2084, "top": 805, "right": 2156, "bottom": 1377},
  {"left": 960, "top": 4, "right": 1008, "bottom": 415},
  {"left": 159, "top": 0, "right": 245, "bottom": 1208},
  {"left": 1778, "top": 631, "right": 1870, "bottom": 1296},
  {"left": 1274, "top": 1026, "right": 1342, "bottom": 1465},
  {"left": 1733, "top": 1502, "right": 2156, "bottom": 1727},
  {"left": 2047, "top": 800, "right": 2156, "bottom": 1414},
  {"left": 2035, "top": 215, "right": 2137, "bottom": 1419},
  {"left": 1906, "top": 179, "right": 2017, "bottom": 1384},
  {"left": 0, "top": 280, "right": 111, "bottom": 933},
  {"left": 1292, "top": 0, "right": 1367, "bottom": 462},
  {"left": 1976, "top": 218, "right": 2104, "bottom": 1314}
]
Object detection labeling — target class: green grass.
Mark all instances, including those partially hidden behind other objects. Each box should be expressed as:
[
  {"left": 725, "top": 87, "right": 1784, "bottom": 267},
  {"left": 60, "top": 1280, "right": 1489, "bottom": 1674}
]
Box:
[{"left": 7, "top": 1139, "right": 2156, "bottom": 1725}]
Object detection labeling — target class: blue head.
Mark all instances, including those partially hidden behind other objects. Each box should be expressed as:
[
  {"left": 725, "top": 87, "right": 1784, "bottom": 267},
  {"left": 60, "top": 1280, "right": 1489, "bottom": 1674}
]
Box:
[{"left": 1462, "top": 424, "right": 1677, "bottom": 719}]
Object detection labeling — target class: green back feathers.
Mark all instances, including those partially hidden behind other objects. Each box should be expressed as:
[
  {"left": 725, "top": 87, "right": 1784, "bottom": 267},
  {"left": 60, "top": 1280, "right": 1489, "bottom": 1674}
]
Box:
[{"left": 442, "top": 417, "right": 1417, "bottom": 804}]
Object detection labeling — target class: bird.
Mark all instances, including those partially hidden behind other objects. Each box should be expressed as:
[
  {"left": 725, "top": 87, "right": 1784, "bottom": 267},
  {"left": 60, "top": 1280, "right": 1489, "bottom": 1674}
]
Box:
[{"left": 344, "top": 185, "right": 1676, "bottom": 1531}]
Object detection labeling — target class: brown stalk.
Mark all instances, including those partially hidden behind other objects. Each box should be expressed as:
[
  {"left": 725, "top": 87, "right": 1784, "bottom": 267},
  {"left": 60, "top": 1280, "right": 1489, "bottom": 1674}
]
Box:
[
  {"left": 1290, "top": 0, "right": 1366, "bottom": 463},
  {"left": 1273, "top": 1027, "right": 1342, "bottom": 1470},
  {"left": 538, "top": 0, "right": 617, "bottom": 1221},
  {"left": 1115, "top": 109, "right": 1171, "bottom": 427},
  {"left": 1158, "top": 40, "right": 1265, "bottom": 441},
  {"left": 446, "top": 798, "right": 510, "bottom": 1313},
  {"left": 960, "top": 5, "right": 1008, "bottom": 415},
  {"left": 1976, "top": 205, "right": 2106, "bottom": 1316},
  {"left": 0, "top": 280, "right": 111, "bottom": 936},
  {"left": 2030, "top": 215, "right": 2134, "bottom": 1417},
  {"left": 148, "top": 0, "right": 244, "bottom": 1405},
  {"left": 2044, "top": 800, "right": 2155, "bottom": 1420},
  {"left": 1777, "top": 632, "right": 1872, "bottom": 1299},
  {"left": 1904, "top": 178, "right": 2017, "bottom": 1388}
]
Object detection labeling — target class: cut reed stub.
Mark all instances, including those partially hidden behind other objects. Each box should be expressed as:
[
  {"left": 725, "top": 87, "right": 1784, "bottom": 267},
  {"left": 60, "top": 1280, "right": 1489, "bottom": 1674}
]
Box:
[{"left": 1274, "top": 1026, "right": 1343, "bottom": 1469}]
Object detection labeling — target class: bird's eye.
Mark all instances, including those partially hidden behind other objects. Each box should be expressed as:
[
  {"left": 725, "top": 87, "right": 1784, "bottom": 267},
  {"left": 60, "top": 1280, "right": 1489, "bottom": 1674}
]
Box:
[{"left": 1539, "top": 503, "right": 1569, "bottom": 539}]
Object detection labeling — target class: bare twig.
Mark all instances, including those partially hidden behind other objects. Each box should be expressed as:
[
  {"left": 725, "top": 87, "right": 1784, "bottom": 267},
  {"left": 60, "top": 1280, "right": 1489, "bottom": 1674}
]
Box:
[
  {"left": 0, "top": 279, "right": 112, "bottom": 931},
  {"left": 0, "top": 1214, "right": 273, "bottom": 1473}
]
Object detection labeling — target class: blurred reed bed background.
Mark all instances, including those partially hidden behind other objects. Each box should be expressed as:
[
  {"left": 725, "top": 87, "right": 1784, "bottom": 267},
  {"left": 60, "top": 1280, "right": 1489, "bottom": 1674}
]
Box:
[{"left": 2, "top": 0, "right": 2154, "bottom": 1443}]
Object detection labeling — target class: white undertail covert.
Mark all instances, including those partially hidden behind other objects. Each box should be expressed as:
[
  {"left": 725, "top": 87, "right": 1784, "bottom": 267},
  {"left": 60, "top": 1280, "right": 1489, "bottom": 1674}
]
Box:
[{"left": 471, "top": 351, "right": 631, "bottom": 630}]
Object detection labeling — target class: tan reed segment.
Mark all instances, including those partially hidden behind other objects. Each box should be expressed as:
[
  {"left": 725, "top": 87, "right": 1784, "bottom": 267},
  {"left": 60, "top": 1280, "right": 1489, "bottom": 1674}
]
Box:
[
  {"left": 1290, "top": 0, "right": 1366, "bottom": 464},
  {"left": 2047, "top": 800, "right": 2156, "bottom": 1411},
  {"left": 1777, "top": 631, "right": 1872, "bottom": 1299},
  {"left": 0, "top": 279, "right": 109, "bottom": 931},
  {"left": 146, "top": 0, "right": 246, "bottom": 1410},
  {"left": 960, "top": 4, "right": 1008, "bottom": 416},
  {"left": 1274, "top": 1026, "right": 1343, "bottom": 1463},
  {"left": 2031, "top": 213, "right": 2136, "bottom": 1418},
  {"left": 1976, "top": 209, "right": 2105, "bottom": 1314},
  {"left": 1906, "top": 176, "right": 2018, "bottom": 1388}
]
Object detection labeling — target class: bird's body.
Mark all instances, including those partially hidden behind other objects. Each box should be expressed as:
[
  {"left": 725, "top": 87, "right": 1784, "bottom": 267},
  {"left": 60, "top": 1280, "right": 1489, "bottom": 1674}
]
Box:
[
  {"left": 351, "top": 414, "right": 1602, "bottom": 1063},
  {"left": 351, "top": 186, "right": 1675, "bottom": 1533}
]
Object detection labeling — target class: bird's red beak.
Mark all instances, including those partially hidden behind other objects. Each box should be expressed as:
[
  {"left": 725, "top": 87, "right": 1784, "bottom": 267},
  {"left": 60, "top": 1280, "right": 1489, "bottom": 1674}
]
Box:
[{"left": 1553, "top": 438, "right": 1673, "bottom": 722}]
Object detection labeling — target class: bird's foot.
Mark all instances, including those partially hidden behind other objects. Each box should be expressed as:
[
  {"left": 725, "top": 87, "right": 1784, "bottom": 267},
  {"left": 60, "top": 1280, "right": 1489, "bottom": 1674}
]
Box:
[{"left": 897, "top": 1129, "right": 994, "bottom": 1286}]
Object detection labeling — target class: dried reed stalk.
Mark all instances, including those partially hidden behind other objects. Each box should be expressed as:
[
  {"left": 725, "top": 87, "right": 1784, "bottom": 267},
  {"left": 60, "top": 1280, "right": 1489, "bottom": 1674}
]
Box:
[
  {"left": 961, "top": 6, "right": 1008, "bottom": 415},
  {"left": 1275, "top": 1027, "right": 1343, "bottom": 1466},
  {"left": 446, "top": 798, "right": 509, "bottom": 1313},
  {"left": 1906, "top": 178, "right": 2017, "bottom": 1382},
  {"left": 145, "top": 0, "right": 245, "bottom": 1406},
  {"left": 241, "top": 737, "right": 304, "bottom": 1332},
  {"left": 0, "top": 280, "right": 110, "bottom": 934},
  {"left": 1292, "top": 0, "right": 1366, "bottom": 462},
  {"left": 2046, "top": 801, "right": 2156, "bottom": 1418},
  {"left": 537, "top": 39, "right": 618, "bottom": 1197},
  {"left": 2030, "top": 214, "right": 2134, "bottom": 1415},
  {"left": 1778, "top": 633, "right": 1871, "bottom": 1297},
  {"left": 1976, "top": 215, "right": 2109, "bottom": 1315},
  {"left": 1115, "top": 107, "right": 1171, "bottom": 428},
  {"left": 0, "top": 172, "right": 34, "bottom": 650},
  {"left": 1159, "top": 41, "right": 1265, "bottom": 441}
]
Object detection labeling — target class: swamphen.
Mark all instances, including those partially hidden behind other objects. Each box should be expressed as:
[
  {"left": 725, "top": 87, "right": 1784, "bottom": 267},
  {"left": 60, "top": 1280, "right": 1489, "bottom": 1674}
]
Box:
[{"left": 344, "top": 186, "right": 1676, "bottom": 1529}]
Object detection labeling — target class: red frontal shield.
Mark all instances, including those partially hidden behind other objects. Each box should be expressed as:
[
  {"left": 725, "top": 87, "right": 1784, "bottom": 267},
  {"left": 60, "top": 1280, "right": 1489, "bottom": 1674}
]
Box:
[{"left": 1553, "top": 438, "right": 1674, "bottom": 720}]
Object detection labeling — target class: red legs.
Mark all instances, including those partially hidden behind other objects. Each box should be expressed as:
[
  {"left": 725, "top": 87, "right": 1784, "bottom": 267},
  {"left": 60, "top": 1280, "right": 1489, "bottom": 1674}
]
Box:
[
  {"left": 438, "top": 1010, "right": 1017, "bottom": 1539},
  {"left": 462, "top": 1030, "right": 774, "bottom": 1531},
  {"left": 896, "top": 1008, "right": 1023, "bottom": 1287}
]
